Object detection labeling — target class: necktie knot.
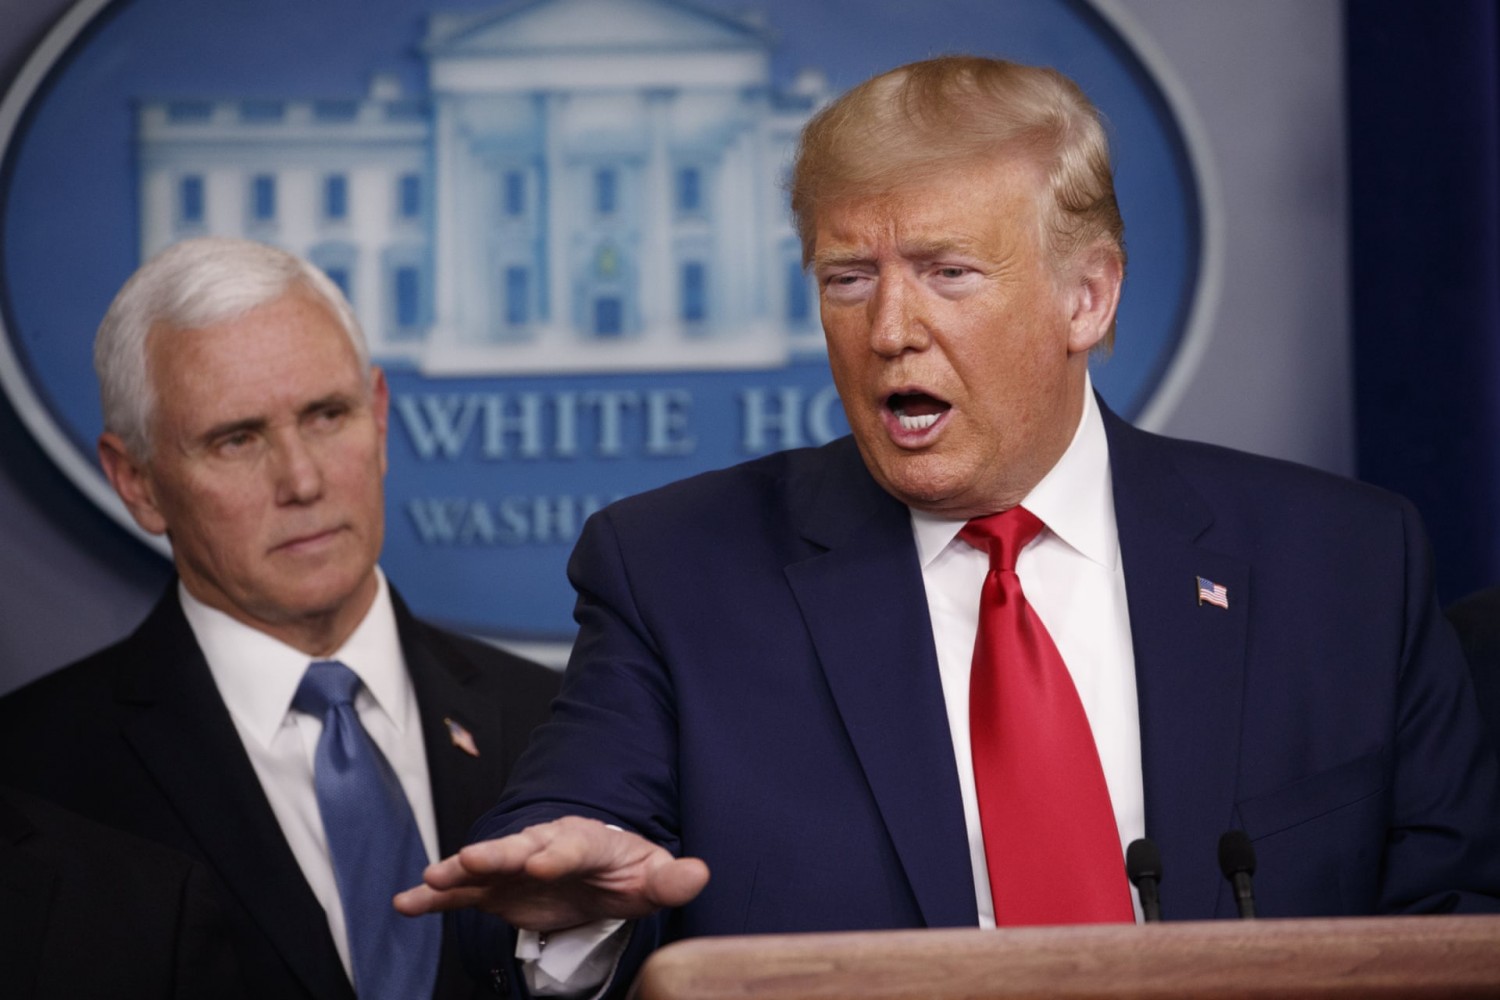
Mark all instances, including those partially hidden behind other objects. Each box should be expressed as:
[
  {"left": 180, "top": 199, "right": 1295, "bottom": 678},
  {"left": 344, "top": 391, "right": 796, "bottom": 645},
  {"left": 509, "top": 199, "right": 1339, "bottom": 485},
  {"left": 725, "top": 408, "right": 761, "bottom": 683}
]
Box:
[
  {"left": 960, "top": 506, "right": 1044, "bottom": 572},
  {"left": 293, "top": 659, "right": 361, "bottom": 717}
]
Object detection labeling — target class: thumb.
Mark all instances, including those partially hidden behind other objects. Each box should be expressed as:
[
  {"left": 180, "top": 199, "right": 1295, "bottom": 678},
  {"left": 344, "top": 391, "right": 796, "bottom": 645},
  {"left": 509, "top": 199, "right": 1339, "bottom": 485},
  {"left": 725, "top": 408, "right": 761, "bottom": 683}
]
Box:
[{"left": 645, "top": 856, "right": 710, "bottom": 909}]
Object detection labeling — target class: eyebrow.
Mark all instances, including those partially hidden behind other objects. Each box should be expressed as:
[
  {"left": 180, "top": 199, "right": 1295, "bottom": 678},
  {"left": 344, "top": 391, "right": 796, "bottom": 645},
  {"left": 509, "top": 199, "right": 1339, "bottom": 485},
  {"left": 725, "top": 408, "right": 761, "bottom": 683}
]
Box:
[
  {"left": 195, "top": 392, "right": 356, "bottom": 444},
  {"left": 899, "top": 236, "right": 989, "bottom": 260},
  {"left": 810, "top": 237, "right": 989, "bottom": 270},
  {"left": 198, "top": 415, "right": 265, "bottom": 445},
  {"left": 299, "top": 392, "right": 356, "bottom": 416},
  {"left": 809, "top": 248, "right": 871, "bottom": 270}
]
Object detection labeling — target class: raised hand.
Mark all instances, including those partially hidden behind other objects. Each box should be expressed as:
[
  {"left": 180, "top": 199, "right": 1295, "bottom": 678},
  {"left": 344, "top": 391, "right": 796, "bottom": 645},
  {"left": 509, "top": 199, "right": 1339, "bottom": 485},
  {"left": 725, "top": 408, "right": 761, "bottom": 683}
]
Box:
[{"left": 393, "top": 815, "right": 710, "bottom": 932}]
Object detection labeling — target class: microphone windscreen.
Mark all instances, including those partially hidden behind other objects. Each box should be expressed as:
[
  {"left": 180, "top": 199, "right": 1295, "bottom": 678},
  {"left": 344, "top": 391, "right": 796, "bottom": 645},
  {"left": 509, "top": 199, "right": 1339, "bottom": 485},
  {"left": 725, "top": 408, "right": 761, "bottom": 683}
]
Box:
[
  {"left": 1125, "top": 837, "right": 1162, "bottom": 884},
  {"left": 1217, "top": 829, "right": 1257, "bottom": 877}
]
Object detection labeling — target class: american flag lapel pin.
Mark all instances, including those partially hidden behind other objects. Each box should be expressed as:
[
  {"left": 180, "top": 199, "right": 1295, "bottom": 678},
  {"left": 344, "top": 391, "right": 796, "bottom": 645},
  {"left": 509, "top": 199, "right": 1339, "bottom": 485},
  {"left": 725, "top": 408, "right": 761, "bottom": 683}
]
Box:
[
  {"left": 444, "top": 717, "right": 480, "bottom": 757},
  {"left": 1196, "top": 575, "right": 1229, "bottom": 609}
]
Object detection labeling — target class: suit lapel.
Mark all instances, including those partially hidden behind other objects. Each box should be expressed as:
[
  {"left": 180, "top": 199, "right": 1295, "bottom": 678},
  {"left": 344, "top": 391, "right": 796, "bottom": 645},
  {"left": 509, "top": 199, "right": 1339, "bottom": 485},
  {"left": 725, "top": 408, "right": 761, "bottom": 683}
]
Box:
[
  {"left": 782, "top": 440, "right": 977, "bottom": 928},
  {"left": 1103, "top": 405, "right": 1248, "bottom": 919},
  {"left": 397, "top": 591, "right": 516, "bottom": 999},
  {"left": 115, "top": 591, "right": 352, "bottom": 1000},
  {"left": 395, "top": 592, "right": 514, "bottom": 857}
]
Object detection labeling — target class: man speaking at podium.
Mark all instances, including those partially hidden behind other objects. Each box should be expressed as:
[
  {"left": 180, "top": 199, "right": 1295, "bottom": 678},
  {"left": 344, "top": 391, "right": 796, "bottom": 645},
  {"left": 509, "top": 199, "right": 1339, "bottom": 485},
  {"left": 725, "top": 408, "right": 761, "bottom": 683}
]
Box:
[{"left": 399, "top": 56, "right": 1500, "bottom": 995}]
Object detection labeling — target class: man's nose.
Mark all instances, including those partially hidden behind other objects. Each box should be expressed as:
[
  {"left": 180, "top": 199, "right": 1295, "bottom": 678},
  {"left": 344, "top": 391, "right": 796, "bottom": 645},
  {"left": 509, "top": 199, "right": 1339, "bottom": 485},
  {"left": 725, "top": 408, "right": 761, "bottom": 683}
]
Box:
[
  {"left": 272, "top": 431, "right": 324, "bottom": 505},
  {"left": 868, "top": 273, "right": 932, "bottom": 357}
]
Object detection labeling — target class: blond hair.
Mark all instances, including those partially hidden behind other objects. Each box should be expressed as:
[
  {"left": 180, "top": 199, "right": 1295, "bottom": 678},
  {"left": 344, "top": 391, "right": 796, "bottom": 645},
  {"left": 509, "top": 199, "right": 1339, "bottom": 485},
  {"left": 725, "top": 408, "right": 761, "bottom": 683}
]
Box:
[{"left": 790, "top": 56, "right": 1125, "bottom": 343}]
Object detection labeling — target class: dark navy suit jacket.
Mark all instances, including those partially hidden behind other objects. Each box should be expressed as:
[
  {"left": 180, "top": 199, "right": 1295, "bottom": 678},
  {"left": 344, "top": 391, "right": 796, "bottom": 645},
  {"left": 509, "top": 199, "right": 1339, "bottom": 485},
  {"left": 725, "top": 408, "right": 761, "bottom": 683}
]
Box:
[
  {"left": 0, "top": 584, "right": 560, "bottom": 1000},
  {"left": 1444, "top": 585, "right": 1500, "bottom": 755},
  {"left": 472, "top": 402, "right": 1500, "bottom": 993}
]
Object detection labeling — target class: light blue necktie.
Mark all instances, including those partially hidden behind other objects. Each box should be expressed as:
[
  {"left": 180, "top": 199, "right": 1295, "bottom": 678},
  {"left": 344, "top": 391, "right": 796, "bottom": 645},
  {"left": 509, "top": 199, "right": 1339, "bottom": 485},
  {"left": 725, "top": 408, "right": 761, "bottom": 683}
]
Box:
[{"left": 294, "top": 660, "right": 440, "bottom": 999}]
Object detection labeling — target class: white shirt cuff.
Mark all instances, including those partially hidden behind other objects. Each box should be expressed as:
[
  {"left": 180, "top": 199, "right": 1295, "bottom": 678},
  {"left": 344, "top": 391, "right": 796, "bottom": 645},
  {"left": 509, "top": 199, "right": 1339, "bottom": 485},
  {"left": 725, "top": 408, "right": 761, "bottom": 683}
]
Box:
[{"left": 518, "top": 919, "right": 630, "bottom": 997}]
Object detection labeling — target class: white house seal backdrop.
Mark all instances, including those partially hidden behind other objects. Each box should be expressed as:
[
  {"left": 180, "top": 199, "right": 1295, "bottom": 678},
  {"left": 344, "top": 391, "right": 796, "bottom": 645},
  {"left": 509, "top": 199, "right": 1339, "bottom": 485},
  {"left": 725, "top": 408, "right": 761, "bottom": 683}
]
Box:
[{"left": 0, "top": 0, "right": 1207, "bottom": 643}]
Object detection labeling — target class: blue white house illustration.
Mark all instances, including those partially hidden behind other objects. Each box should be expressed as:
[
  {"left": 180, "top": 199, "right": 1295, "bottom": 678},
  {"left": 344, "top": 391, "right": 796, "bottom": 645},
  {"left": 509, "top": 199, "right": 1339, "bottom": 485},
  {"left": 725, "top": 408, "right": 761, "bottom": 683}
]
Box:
[{"left": 135, "top": 0, "right": 830, "bottom": 374}]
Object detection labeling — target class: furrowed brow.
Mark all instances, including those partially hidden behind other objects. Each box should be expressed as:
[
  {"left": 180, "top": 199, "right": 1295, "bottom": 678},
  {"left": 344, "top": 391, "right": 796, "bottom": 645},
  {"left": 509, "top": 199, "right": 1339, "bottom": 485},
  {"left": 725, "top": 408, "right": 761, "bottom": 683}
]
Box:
[{"left": 898, "top": 236, "right": 985, "bottom": 261}]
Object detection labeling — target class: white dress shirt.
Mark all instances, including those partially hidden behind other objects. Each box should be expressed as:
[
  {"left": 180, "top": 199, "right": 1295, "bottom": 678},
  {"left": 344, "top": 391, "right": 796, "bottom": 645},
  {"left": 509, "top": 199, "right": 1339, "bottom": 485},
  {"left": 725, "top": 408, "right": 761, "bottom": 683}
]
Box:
[
  {"left": 182, "top": 568, "right": 440, "bottom": 984},
  {"left": 912, "top": 381, "right": 1145, "bottom": 924}
]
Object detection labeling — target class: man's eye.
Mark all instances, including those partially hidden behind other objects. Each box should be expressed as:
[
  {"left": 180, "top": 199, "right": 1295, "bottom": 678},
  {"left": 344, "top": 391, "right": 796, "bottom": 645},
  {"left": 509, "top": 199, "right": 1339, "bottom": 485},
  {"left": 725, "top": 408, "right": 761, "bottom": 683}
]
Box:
[
  {"left": 214, "top": 432, "right": 253, "bottom": 454},
  {"left": 935, "top": 266, "right": 969, "bottom": 279},
  {"left": 823, "top": 272, "right": 871, "bottom": 291}
]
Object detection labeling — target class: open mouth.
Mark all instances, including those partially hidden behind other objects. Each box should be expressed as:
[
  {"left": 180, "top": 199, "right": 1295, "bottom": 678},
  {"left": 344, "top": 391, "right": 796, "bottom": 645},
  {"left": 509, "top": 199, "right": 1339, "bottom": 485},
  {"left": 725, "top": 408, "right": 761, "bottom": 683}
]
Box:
[{"left": 888, "top": 391, "right": 951, "bottom": 432}]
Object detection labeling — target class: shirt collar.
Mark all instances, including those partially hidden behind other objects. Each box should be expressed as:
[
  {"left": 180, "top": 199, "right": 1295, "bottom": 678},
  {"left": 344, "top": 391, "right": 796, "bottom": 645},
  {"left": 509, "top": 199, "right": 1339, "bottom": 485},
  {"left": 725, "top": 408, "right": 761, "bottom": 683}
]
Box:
[
  {"left": 182, "top": 568, "right": 410, "bottom": 749},
  {"left": 911, "top": 376, "right": 1117, "bottom": 569}
]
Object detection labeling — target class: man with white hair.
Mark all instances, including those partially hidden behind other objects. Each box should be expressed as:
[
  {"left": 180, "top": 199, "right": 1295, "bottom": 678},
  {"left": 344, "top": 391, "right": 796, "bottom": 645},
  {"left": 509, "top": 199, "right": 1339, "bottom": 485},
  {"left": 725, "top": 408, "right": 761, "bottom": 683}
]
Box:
[{"left": 0, "top": 237, "right": 559, "bottom": 1000}]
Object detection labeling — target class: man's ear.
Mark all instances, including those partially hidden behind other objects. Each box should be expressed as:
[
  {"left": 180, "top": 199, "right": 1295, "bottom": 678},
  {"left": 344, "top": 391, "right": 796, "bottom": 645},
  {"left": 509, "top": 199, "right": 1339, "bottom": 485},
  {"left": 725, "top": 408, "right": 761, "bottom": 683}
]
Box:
[
  {"left": 98, "top": 432, "right": 168, "bottom": 536},
  {"left": 370, "top": 365, "right": 390, "bottom": 477},
  {"left": 1065, "top": 244, "right": 1124, "bottom": 356}
]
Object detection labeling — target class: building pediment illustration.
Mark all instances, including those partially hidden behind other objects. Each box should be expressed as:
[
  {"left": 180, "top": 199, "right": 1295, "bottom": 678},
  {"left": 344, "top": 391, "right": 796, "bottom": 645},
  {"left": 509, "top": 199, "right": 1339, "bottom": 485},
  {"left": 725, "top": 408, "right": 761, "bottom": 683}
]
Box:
[
  {"left": 425, "top": 0, "right": 774, "bottom": 58},
  {"left": 135, "top": 0, "right": 828, "bottom": 375}
]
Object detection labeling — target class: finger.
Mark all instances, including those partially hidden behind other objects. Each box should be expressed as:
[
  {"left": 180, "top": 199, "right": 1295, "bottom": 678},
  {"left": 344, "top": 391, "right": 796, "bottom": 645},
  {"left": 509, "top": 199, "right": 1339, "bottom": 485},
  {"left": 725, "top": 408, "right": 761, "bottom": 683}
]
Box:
[
  {"left": 417, "top": 852, "right": 475, "bottom": 890},
  {"left": 644, "top": 857, "right": 710, "bottom": 909},
  {"left": 393, "top": 882, "right": 488, "bottom": 916},
  {"left": 521, "top": 825, "right": 609, "bottom": 880},
  {"left": 510, "top": 816, "right": 639, "bottom": 881},
  {"left": 452, "top": 828, "right": 556, "bottom": 878}
]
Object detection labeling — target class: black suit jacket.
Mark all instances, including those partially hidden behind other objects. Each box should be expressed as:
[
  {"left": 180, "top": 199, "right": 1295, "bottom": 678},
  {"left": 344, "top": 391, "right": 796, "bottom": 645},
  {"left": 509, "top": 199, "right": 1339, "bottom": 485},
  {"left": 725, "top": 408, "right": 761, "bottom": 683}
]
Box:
[
  {"left": 0, "top": 786, "right": 242, "bottom": 1000},
  {"left": 0, "top": 583, "right": 559, "bottom": 1000}
]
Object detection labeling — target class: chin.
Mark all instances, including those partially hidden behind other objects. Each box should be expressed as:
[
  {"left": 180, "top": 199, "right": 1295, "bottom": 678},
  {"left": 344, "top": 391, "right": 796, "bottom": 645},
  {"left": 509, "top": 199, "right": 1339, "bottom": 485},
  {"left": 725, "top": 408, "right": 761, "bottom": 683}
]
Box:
[
  {"left": 872, "top": 456, "right": 960, "bottom": 504},
  {"left": 279, "top": 572, "right": 369, "bottom": 616},
  {"left": 880, "top": 479, "right": 962, "bottom": 514}
]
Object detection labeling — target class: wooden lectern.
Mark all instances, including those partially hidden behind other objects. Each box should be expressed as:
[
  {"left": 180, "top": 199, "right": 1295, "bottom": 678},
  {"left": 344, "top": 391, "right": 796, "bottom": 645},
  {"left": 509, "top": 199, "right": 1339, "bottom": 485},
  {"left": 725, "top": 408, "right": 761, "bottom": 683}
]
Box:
[{"left": 632, "top": 915, "right": 1500, "bottom": 999}]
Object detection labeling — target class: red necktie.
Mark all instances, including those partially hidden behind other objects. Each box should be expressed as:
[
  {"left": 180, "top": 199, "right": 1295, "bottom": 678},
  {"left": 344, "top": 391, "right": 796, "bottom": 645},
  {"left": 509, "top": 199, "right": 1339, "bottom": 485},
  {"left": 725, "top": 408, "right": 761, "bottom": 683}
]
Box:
[{"left": 962, "top": 507, "right": 1133, "bottom": 925}]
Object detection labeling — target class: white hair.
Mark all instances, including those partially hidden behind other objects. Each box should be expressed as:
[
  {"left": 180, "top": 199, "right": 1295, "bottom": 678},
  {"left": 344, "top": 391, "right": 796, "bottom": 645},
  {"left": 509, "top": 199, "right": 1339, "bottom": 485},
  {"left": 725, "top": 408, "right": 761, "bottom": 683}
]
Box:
[{"left": 94, "top": 237, "right": 368, "bottom": 458}]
